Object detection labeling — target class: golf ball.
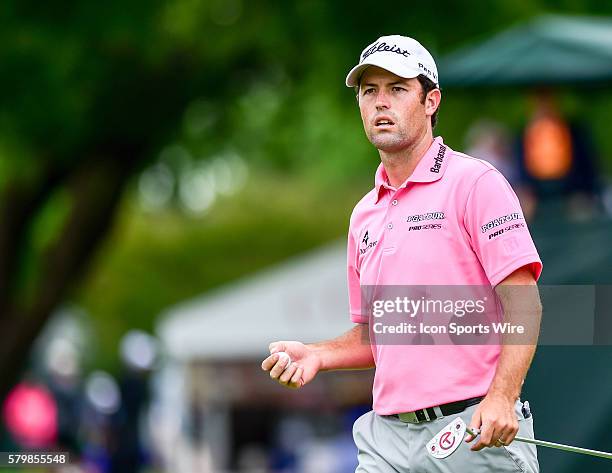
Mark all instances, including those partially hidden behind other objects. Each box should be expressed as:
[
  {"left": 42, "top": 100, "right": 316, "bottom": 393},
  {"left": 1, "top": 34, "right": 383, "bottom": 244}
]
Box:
[{"left": 276, "top": 351, "right": 292, "bottom": 366}]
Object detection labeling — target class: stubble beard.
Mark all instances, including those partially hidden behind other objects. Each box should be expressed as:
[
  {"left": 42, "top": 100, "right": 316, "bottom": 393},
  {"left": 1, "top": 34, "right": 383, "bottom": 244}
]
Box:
[{"left": 367, "top": 127, "right": 411, "bottom": 153}]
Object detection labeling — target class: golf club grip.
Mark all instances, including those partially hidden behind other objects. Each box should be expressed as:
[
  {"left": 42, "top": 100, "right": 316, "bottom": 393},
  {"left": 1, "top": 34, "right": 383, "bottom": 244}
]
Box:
[{"left": 514, "top": 436, "right": 612, "bottom": 460}]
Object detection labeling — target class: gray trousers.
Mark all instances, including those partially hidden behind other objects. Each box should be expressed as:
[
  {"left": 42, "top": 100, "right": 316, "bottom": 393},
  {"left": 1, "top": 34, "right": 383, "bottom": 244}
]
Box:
[{"left": 353, "top": 400, "right": 539, "bottom": 473}]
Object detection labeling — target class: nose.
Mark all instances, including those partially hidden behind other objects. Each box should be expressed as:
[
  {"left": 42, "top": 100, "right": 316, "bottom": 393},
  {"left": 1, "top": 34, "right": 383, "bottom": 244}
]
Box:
[{"left": 375, "top": 90, "right": 390, "bottom": 110}]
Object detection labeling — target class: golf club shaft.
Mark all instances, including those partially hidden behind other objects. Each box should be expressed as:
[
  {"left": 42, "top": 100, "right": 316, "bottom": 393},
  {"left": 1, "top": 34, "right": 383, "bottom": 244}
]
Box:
[
  {"left": 514, "top": 435, "right": 612, "bottom": 460},
  {"left": 465, "top": 428, "right": 612, "bottom": 460}
]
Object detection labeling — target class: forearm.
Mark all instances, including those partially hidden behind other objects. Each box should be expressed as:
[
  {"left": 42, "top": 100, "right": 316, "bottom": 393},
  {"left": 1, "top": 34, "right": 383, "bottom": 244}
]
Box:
[
  {"left": 490, "top": 273, "right": 542, "bottom": 400},
  {"left": 488, "top": 344, "right": 536, "bottom": 400},
  {"left": 307, "top": 324, "right": 375, "bottom": 371}
]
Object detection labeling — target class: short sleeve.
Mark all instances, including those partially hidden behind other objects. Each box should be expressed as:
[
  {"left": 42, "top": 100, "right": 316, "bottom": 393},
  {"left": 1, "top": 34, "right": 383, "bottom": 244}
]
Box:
[
  {"left": 464, "top": 170, "right": 543, "bottom": 286},
  {"left": 347, "top": 228, "right": 368, "bottom": 323}
]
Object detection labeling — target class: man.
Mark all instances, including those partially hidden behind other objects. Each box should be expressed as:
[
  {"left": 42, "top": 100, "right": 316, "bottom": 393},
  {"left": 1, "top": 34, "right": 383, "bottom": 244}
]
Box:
[{"left": 262, "top": 35, "right": 542, "bottom": 472}]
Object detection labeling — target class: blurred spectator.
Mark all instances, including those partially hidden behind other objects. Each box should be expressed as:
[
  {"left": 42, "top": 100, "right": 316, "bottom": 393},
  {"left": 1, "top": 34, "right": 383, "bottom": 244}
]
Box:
[
  {"left": 465, "top": 119, "right": 536, "bottom": 220},
  {"left": 109, "top": 331, "right": 158, "bottom": 473},
  {"left": 465, "top": 119, "right": 518, "bottom": 182},
  {"left": 80, "top": 371, "right": 122, "bottom": 473},
  {"left": 523, "top": 92, "right": 573, "bottom": 183},
  {"left": 45, "top": 338, "right": 83, "bottom": 455},
  {"left": 517, "top": 89, "right": 601, "bottom": 221}
]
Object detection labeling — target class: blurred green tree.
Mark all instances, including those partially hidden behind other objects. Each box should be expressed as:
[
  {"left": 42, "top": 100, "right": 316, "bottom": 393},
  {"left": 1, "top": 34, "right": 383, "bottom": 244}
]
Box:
[{"left": 0, "top": 0, "right": 314, "bottom": 395}]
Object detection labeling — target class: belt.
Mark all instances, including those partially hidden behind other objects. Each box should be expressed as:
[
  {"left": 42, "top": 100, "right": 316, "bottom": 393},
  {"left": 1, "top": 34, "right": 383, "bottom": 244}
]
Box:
[{"left": 391, "top": 396, "right": 484, "bottom": 424}]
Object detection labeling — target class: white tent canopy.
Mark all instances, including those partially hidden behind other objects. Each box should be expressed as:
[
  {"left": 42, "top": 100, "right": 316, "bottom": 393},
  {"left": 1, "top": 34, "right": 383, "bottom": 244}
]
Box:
[{"left": 157, "top": 241, "right": 354, "bottom": 362}]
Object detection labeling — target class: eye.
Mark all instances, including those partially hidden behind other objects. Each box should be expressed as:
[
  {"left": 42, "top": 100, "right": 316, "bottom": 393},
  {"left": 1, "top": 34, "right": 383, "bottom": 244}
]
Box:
[
  {"left": 363, "top": 88, "right": 375, "bottom": 95},
  {"left": 392, "top": 86, "right": 406, "bottom": 92}
]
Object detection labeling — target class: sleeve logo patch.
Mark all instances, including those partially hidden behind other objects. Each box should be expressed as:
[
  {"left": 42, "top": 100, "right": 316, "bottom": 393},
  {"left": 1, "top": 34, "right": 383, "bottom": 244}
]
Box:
[{"left": 481, "top": 213, "right": 522, "bottom": 234}]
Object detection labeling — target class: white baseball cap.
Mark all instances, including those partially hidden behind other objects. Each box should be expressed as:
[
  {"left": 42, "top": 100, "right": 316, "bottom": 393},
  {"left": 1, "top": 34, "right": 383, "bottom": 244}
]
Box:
[{"left": 345, "top": 35, "right": 439, "bottom": 88}]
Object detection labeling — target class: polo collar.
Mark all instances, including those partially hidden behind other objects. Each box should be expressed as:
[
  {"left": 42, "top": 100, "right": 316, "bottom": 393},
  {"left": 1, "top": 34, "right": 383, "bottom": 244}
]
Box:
[{"left": 374, "top": 136, "right": 450, "bottom": 203}]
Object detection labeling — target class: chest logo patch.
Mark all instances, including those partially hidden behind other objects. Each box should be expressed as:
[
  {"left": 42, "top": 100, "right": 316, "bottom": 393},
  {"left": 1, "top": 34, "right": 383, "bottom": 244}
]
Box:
[
  {"left": 406, "top": 211, "right": 445, "bottom": 223},
  {"left": 406, "top": 212, "right": 445, "bottom": 232},
  {"left": 359, "top": 229, "right": 378, "bottom": 255}
]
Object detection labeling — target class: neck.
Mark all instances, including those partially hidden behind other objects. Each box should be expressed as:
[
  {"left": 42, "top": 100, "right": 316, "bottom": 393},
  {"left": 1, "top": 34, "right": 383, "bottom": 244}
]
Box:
[{"left": 379, "top": 129, "right": 434, "bottom": 188}]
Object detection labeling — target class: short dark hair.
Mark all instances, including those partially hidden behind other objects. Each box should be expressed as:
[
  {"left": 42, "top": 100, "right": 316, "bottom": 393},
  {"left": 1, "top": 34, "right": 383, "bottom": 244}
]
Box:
[
  {"left": 355, "top": 74, "right": 441, "bottom": 129},
  {"left": 416, "top": 74, "right": 440, "bottom": 129}
]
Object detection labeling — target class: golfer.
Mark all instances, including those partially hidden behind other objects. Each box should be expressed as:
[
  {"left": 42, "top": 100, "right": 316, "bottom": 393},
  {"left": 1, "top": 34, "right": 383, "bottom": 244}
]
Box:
[{"left": 262, "top": 35, "right": 542, "bottom": 472}]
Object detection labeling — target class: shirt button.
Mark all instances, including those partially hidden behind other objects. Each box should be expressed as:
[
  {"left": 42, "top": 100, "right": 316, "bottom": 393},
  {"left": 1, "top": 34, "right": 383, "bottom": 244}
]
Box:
[
  {"left": 387, "top": 223, "right": 393, "bottom": 230},
  {"left": 392, "top": 199, "right": 398, "bottom": 206}
]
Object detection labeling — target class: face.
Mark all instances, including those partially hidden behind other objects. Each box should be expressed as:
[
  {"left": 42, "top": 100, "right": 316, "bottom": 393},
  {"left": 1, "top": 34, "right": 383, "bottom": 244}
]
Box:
[{"left": 358, "top": 66, "right": 438, "bottom": 152}]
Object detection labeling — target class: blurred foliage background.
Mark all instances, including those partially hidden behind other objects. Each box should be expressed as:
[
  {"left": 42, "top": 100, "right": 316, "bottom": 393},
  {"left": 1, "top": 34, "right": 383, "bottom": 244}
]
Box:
[{"left": 2, "top": 0, "right": 612, "bottom": 382}]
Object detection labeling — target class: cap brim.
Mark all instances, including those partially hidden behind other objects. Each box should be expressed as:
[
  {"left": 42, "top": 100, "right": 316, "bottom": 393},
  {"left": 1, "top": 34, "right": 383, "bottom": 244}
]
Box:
[{"left": 345, "top": 56, "right": 421, "bottom": 87}]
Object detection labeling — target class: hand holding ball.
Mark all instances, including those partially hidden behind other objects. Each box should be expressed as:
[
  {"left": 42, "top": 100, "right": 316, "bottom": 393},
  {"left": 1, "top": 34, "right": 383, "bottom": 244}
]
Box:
[{"left": 262, "top": 344, "right": 309, "bottom": 389}]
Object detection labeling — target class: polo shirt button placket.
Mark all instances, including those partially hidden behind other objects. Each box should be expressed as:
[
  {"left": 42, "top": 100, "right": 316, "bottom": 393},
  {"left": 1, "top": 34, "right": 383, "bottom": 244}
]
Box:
[{"left": 385, "top": 193, "right": 398, "bottom": 250}]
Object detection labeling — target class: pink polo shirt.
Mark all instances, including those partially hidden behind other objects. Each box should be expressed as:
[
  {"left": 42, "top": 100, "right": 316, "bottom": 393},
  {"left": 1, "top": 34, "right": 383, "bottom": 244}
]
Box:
[{"left": 347, "top": 136, "right": 542, "bottom": 415}]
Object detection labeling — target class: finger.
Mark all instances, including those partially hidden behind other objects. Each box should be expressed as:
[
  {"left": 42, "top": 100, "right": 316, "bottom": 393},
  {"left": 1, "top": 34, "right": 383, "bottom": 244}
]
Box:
[
  {"left": 269, "top": 355, "right": 292, "bottom": 379},
  {"left": 472, "top": 438, "right": 487, "bottom": 451},
  {"left": 269, "top": 342, "right": 285, "bottom": 354},
  {"left": 499, "top": 421, "right": 519, "bottom": 446},
  {"left": 472, "top": 438, "right": 484, "bottom": 450},
  {"left": 261, "top": 354, "right": 279, "bottom": 371},
  {"left": 506, "top": 419, "right": 519, "bottom": 444},
  {"left": 486, "top": 424, "right": 508, "bottom": 450},
  {"left": 495, "top": 432, "right": 509, "bottom": 447},
  {"left": 289, "top": 366, "right": 304, "bottom": 388},
  {"left": 279, "top": 363, "right": 298, "bottom": 384},
  {"left": 465, "top": 411, "right": 482, "bottom": 443},
  {"left": 472, "top": 423, "right": 495, "bottom": 451},
  {"left": 489, "top": 425, "right": 508, "bottom": 450}
]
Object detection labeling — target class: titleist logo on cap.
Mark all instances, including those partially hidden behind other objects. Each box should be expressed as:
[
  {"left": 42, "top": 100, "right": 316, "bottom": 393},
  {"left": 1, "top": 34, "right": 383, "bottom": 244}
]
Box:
[
  {"left": 361, "top": 42, "right": 411, "bottom": 62},
  {"left": 345, "top": 35, "right": 439, "bottom": 88}
]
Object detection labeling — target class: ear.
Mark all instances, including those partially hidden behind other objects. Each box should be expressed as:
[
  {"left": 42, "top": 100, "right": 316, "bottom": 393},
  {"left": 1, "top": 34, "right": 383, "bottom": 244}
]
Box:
[{"left": 426, "top": 88, "right": 441, "bottom": 116}]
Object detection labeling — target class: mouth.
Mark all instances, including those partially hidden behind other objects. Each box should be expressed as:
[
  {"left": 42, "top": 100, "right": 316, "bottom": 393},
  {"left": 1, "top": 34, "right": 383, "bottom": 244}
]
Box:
[{"left": 374, "top": 116, "right": 395, "bottom": 128}]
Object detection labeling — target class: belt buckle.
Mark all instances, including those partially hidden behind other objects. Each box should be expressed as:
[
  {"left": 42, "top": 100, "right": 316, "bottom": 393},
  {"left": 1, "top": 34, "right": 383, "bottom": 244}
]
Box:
[{"left": 398, "top": 411, "right": 420, "bottom": 423}]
